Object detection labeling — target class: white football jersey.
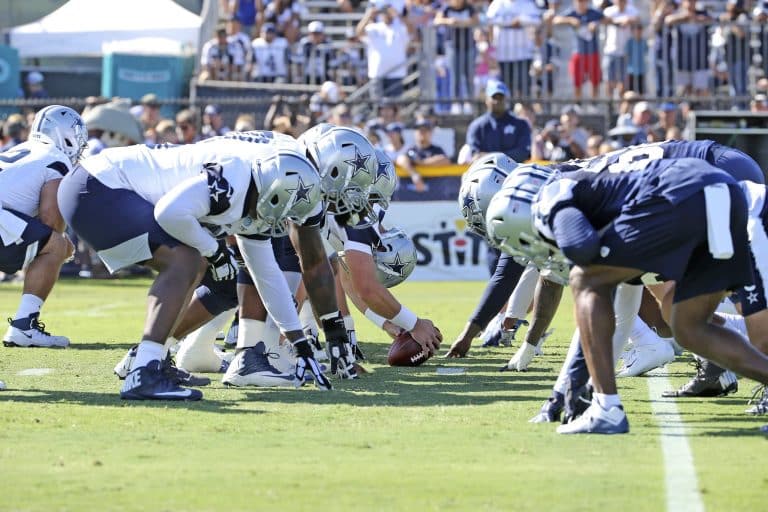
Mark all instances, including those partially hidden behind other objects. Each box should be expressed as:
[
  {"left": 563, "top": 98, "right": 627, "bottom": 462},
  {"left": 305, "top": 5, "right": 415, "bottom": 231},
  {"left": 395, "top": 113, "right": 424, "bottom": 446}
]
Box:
[
  {"left": 323, "top": 206, "right": 385, "bottom": 255},
  {"left": 0, "top": 140, "right": 72, "bottom": 218},
  {"left": 251, "top": 37, "right": 289, "bottom": 78}
]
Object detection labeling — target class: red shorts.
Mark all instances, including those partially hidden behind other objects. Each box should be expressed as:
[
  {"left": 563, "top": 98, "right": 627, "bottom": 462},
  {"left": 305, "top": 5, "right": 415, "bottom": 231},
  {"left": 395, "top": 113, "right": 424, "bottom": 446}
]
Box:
[{"left": 569, "top": 53, "right": 602, "bottom": 88}]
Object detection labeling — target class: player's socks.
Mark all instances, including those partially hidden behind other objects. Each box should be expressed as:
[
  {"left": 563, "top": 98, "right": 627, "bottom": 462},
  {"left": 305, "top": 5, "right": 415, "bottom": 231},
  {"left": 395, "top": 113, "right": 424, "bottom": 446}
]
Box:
[
  {"left": 594, "top": 392, "right": 621, "bottom": 409},
  {"left": 133, "top": 340, "right": 165, "bottom": 368},
  {"left": 13, "top": 294, "right": 43, "bottom": 321},
  {"left": 719, "top": 313, "right": 748, "bottom": 338}
]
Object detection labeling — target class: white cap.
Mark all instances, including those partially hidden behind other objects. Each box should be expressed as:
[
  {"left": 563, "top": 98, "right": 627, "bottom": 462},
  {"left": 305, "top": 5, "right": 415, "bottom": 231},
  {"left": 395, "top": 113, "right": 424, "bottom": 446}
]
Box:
[
  {"left": 633, "top": 101, "right": 652, "bottom": 115},
  {"left": 308, "top": 21, "right": 325, "bottom": 33}
]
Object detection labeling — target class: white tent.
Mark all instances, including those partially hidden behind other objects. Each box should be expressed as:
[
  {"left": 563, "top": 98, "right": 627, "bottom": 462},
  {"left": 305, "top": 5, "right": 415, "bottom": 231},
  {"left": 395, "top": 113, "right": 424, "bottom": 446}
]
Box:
[{"left": 9, "top": 0, "right": 202, "bottom": 58}]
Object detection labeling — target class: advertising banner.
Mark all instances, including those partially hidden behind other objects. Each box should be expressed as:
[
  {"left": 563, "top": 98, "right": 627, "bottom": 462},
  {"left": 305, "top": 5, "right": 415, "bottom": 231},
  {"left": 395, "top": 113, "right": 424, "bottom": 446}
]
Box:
[{"left": 386, "top": 201, "right": 491, "bottom": 281}]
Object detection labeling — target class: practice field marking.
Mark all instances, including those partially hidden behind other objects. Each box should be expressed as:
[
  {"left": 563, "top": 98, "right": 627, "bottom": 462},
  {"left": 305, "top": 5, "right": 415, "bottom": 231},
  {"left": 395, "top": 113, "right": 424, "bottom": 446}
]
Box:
[
  {"left": 16, "top": 368, "right": 53, "bottom": 376},
  {"left": 647, "top": 369, "right": 705, "bottom": 512}
]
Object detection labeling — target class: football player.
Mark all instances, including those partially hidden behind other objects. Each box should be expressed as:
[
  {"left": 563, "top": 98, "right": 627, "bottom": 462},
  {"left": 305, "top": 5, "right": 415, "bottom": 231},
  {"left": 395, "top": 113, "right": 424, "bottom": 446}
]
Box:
[
  {"left": 1, "top": 105, "right": 86, "bottom": 350},
  {"left": 488, "top": 157, "right": 768, "bottom": 434},
  {"left": 58, "top": 134, "right": 331, "bottom": 400}
]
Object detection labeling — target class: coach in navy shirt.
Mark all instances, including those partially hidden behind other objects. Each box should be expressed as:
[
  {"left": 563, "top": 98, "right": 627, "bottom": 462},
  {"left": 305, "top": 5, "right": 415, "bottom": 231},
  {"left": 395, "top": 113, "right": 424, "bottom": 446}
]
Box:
[{"left": 466, "top": 80, "right": 532, "bottom": 163}]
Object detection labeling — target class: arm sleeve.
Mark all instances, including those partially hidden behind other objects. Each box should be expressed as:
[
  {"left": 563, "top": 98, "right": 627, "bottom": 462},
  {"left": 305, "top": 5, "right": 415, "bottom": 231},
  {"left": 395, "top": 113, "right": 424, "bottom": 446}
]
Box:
[
  {"left": 154, "top": 175, "right": 220, "bottom": 258},
  {"left": 469, "top": 253, "right": 526, "bottom": 328},
  {"left": 236, "top": 235, "right": 303, "bottom": 332},
  {"left": 551, "top": 206, "right": 600, "bottom": 266}
]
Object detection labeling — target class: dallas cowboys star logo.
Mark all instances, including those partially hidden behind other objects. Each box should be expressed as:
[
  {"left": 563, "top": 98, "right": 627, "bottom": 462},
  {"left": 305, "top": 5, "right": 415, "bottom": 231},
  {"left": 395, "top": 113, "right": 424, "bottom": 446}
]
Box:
[
  {"left": 374, "top": 159, "right": 390, "bottom": 184},
  {"left": 344, "top": 146, "right": 371, "bottom": 179},
  {"left": 287, "top": 176, "right": 315, "bottom": 207},
  {"left": 461, "top": 195, "right": 476, "bottom": 218},
  {"left": 383, "top": 253, "right": 406, "bottom": 276},
  {"left": 203, "top": 162, "right": 233, "bottom": 215},
  {"left": 747, "top": 291, "right": 759, "bottom": 304}
]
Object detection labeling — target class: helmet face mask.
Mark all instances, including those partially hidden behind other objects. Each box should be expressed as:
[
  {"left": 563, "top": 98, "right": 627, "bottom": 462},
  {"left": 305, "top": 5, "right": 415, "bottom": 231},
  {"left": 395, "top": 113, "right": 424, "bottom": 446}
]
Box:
[
  {"left": 250, "top": 150, "right": 321, "bottom": 237},
  {"left": 459, "top": 155, "right": 516, "bottom": 238},
  {"left": 30, "top": 105, "right": 88, "bottom": 165},
  {"left": 353, "top": 149, "right": 397, "bottom": 229}
]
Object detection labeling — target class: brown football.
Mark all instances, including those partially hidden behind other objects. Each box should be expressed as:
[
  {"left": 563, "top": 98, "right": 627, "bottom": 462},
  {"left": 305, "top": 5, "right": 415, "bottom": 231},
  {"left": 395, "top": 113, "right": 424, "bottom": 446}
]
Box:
[{"left": 387, "top": 331, "right": 430, "bottom": 367}]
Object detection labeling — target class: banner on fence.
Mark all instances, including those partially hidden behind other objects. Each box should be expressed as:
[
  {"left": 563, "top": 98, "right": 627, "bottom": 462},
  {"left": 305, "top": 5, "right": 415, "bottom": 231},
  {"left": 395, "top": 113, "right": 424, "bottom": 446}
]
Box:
[{"left": 386, "top": 201, "right": 490, "bottom": 281}]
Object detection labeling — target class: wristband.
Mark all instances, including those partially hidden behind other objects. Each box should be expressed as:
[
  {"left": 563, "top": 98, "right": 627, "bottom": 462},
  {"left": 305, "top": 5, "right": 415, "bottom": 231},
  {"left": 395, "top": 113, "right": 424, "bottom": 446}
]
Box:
[
  {"left": 391, "top": 306, "right": 418, "bottom": 331},
  {"left": 364, "top": 308, "right": 387, "bottom": 328}
]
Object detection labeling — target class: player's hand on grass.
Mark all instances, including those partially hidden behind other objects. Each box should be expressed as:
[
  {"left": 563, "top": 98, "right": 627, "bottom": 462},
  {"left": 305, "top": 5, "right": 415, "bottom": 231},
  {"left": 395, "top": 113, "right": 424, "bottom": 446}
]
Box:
[
  {"left": 322, "top": 314, "right": 357, "bottom": 379},
  {"left": 292, "top": 337, "right": 332, "bottom": 390},
  {"left": 445, "top": 335, "right": 472, "bottom": 358},
  {"left": 410, "top": 319, "right": 441, "bottom": 357}
]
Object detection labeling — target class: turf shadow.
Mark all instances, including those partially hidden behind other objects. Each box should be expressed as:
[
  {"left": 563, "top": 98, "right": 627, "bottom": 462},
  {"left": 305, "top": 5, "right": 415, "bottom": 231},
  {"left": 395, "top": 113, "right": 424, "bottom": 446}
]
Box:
[{"left": 68, "top": 342, "right": 138, "bottom": 351}]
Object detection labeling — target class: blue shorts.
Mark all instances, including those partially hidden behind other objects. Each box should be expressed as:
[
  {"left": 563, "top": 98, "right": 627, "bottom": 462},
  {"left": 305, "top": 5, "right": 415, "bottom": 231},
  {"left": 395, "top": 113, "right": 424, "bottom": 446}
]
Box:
[
  {"left": 194, "top": 269, "right": 239, "bottom": 316},
  {"left": 0, "top": 210, "right": 51, "bottom": 274},
  {"left": 271, "top": 236, "right": 301, "bottom": 273},
  {"left": 607, "top": 55, "right": 626, "bottom": 83},
  {"left": 596, "top": 183, "right": 753, "bottom": 303},
  {"left": 709, "top": 144, "right": 765, "bottom": 184},
  {"left": 58, "top": 167, "right": 181, "bottom": 272}
]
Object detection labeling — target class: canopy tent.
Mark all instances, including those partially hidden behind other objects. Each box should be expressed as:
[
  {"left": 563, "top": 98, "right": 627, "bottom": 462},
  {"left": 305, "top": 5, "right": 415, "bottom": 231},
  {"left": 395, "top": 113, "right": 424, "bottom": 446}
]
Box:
[{"left": 9, "top": 0, "right": 201, "bottom": 57}]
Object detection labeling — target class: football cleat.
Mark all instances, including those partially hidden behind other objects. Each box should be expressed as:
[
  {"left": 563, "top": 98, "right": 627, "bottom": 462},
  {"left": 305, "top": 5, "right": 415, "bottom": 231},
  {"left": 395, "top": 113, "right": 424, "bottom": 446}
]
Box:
[
  {"left": 0, "top": 379, "right": 5, "bottom": 391},
  {"left": 221, "top": 342, "right": 297, "bottom": 387},
  {"left": 556, "top": 402, "right": 629, "bottom": 435},
  {"left": 746, "top": 385, "right": 768, "bottom": 415},
  {"left": 479, "top": 315, "right": 503, "bottom": 347},
  {"left": 534, "top": 329, "right": 553, "bottom": 356},
  {"left": 120, "top": 360, "right": 203, "bottom": 401},
  {"left": 3, "top": 313, "right": 70, "bottom": 348},
  {"left": 661, "top": 359, "right": 738, "bottom": 397},
  {"left": 270, "top": 342, "right": 298, "bottom": 375},
  {"left": 162, "top": 355, "right": 211, "bottom": 387},
  {"left": 500, "top": 341, "right": 536, "bottom": 372},
  {"left": 563, "top": 380, "right": 593, "bottom": 424},
  {"left": 616, "top": 341, "right": 675, "bottom": 378},
  {"left": 114, "top": 345, "right": 138, "bottom": 379},
  {"left": 529, "top": 392, "right": 564, "bottom": 423},
  {"left": 224, "top": 314, "right": 239, "bottom": 348}
]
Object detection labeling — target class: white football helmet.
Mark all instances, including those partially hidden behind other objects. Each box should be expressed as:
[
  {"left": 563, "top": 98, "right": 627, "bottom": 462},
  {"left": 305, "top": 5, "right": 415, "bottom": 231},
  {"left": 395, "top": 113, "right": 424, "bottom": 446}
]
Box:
[
  {"left": 458, "top": 156, "right": 516, "bottom": 237},
  {"left": 298, "top": 124, "right": 377, "bottom": 217},
  {"left": 250, "top": 149, "right": 322, "bottom": 237},
  {"left": 29, "top": 105, "right": 88, "bottom": 165},
  {"left": 485, "top": 164, "right": 558, "bottom": 265},
  {"left": 374, "top": 227, "right": 417, "bottom": 288}
]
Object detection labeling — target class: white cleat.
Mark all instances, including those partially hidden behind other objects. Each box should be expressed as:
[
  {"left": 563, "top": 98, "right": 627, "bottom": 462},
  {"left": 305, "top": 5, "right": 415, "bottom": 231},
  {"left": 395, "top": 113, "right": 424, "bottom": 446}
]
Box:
[
  {"left": 271, "top": 342, "right": 297, "bottom": 374},
  {"left": 4, "top": 314, "right": 69, "bottom": 348},
  {"left": 176, "top": 338, "right": 229, "bottom": 373},
  {"left": 221, "top": 343, "right": 297, "bottom": 387},
  {"left": 557, "top": 402, "right": 629, "bottom": 435},
  {"left": 0, "top": 379, "right": 6, "bottom": 391},
  {"left": 114, "top": 345, "right": 137, "bottom": 379},
  {"left": 617, "top": 341, "right": 675, "bottom": 378},
  {"left": 501, "top": 342, "right": 536, "bottom": 372}
]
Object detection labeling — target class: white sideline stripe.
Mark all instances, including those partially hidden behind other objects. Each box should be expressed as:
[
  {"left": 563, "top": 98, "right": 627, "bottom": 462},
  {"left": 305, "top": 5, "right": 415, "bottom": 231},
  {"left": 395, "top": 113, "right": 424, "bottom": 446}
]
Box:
[
  {"left": 16, "top": 368, "right": 53, "bottom": 376},
  {"left": 647, "top": 370, "right": 705, "bottom": 512}
]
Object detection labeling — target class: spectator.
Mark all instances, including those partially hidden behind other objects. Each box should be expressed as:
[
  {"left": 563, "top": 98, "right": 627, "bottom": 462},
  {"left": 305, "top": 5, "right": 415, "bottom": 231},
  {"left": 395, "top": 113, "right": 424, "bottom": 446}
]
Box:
[
  {"left": 628, "top": 100, "right": 653, "bottom": 145},
  {"left": 654, "top": 102, "right": 681, "bottom": 133},
  {"left": 625, "top": 23, "right": 647, "bottom": 95},
  {"left": 199, "top": 24, "right": 245, "bottom": 81},
  {"left": 435, "top": 0, "right": 479, "bottom": 114},
  {"left": 0, "top": 114, "right": 27, "bottom": 151},
  {"left": 473, "top": 27, "right": 498, "bottom": 100},
  {"left": 329, "top": 104, "right": 354, "bottom": 127},
  {"left": 665, "top": 0, "right": 713, "bottom": 97},
  {"left": 298, "top": 21, "right": 335, "bottom": 85},
  {"left": 553, "top": 0, "right": 604, "bottom": 100},
  {"left": 397, "top": 119, "right": 449, "bottom": 192},
  {"left": 133, "top": 93, "right": 164, "bottom": 142},
  {"left": 336, "top": 28, "right": 367, "bottom": 86},
  {"left": 234, "top": 113, "right": 256, "bottom": 131},
  {"left": 532, "top": 24, "right": 560, "bottom": 99},
  {"left": 466, "top": 79, "right": 532, "bottom": 162},
  {"left": 309, "top": 80, "right": 342, "bottom": 120},
  {"left": 755, "top": 3, "right": 768, "bottom": 81},
  {"left": 652, "top": 0, "right": 677, "bottom": 98},
  {"left": 24, "top": 72, "right": 49, "bottom": 99},
  {"left": 227, "top": 16, "right": 253, "bottom": 81},
  {"left": 407, "top": 0, "right": 438, "bottom": 37},
  {"left": 263, "top": 0, "right": 303, "bottom": 44},
  {"left": 532, "top": 119, "right": 568, "bottom": 161},
  {"left": 175, "top": 109, "right": 201, "bottom": 144},
  {"left": 586, "top": 134, "right": 603, "bottom": 157},
  {"left": 558, "top": 104, "right": 588, "bottom": 157},
  {"left": 720, "top": 0, "right": 751, "bottom": 107},
  {"left": 251, "top": 23, "right": 290, "bottom": 83},
  {"left": 271, "top": 115, "right": 295, "bottom": 136},
  {"left": 383, "top": 122, "right": 408, "bottom": 162},
  {"left": 665, "top": 125, "right": 683, "bottom": 140},
  {"left": 229, "top": 0, "right": 259, "bottom": 37},
  {"left": 356, "top": 1, "right": 411, "bottom": 99},
  {"left": 201, "top": 104, "right": 231, "bottom": 138},
  {"left": 602, "top": 0, "right": 639, "bottom": 98},
  {"left": 338, "top": 0, "right": 364, "bottom": 13},
  {"left": 154, "top": 120, "right": 179, "bottom": 144},
  {"left": 606, "top": 124, "right": 639, "bottom": 147},
  {"left": 752, "top": 93, "right": 768, "bottom": 113},
  {"left": 486, "top": 0, "right": 541, "bottom": 99}
]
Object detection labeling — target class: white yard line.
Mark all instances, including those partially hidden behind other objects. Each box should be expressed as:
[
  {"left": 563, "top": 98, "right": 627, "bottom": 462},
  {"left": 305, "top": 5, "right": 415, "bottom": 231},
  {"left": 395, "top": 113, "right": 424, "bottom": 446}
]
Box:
[{"left": 647, "top": 370, "right": 705, "bottom": 512}]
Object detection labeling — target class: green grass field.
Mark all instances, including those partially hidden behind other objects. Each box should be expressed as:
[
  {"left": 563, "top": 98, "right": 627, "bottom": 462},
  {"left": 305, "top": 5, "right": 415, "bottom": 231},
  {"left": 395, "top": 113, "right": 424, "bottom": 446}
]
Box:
[{"left": 0, "top": 279, "right": 766, "bottom": 511}]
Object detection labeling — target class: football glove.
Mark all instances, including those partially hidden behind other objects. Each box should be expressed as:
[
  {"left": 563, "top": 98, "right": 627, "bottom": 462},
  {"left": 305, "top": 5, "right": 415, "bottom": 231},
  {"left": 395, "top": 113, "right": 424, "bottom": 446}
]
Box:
[
  {"left": 206, "top": 240, "right": 238, "bottom": 281},
  {"left": 292, "top": 337, "right": 332, "bottom": 391},
  {"left": 322, "top": 314, "right": 357, "bottom": 379}
]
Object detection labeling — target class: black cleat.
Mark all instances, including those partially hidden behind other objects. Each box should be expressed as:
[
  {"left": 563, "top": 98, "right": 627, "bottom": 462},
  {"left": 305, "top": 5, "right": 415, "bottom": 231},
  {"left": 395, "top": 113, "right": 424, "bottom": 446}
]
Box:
[{"left": 662, "top": 358, "right": 737, "bottom": 398}]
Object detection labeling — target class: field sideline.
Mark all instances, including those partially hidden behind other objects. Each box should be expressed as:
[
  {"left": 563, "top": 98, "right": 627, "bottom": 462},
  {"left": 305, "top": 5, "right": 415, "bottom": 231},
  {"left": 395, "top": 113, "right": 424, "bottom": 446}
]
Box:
[{"left": 0, "top": 279, "right": 766, "bottom": 511}]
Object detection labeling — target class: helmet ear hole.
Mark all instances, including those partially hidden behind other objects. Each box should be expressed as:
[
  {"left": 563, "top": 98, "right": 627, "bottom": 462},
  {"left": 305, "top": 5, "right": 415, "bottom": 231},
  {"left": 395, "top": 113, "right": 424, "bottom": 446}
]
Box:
[
  {"left": 270, "top": 194, "right": 280, "bottom": 205},
  {"left": 330, "top": 166, "right": 339, "bottom": 178}
]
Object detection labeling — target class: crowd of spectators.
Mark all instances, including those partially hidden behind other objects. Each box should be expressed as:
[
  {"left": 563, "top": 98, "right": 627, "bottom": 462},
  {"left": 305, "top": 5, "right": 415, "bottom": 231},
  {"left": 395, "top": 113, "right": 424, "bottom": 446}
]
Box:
[{"left": 204, "top": 0, "right": 768, "bottom": 113}]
